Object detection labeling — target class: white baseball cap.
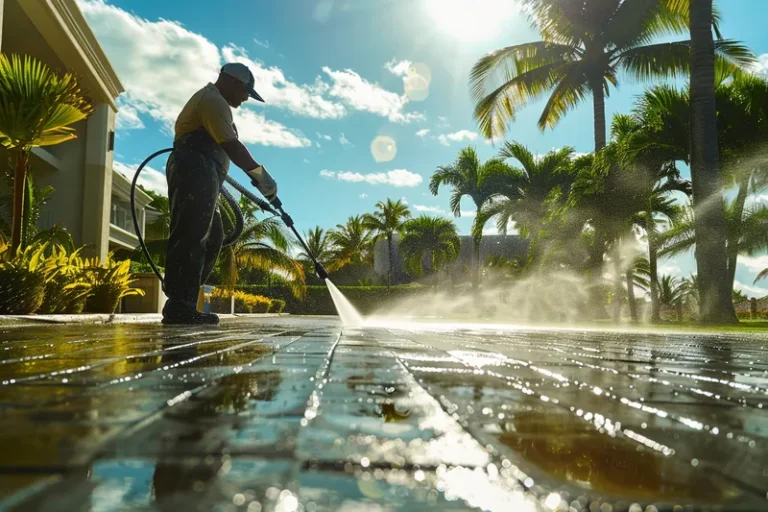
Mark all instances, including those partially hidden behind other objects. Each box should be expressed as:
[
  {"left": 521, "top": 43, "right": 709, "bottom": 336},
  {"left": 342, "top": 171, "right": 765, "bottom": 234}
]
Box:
[{"left": 221, "top": 62, "right": 264, "bottom": 102}]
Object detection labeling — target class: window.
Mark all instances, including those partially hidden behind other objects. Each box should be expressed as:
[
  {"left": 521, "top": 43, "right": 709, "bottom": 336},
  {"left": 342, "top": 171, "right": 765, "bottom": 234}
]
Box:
[{"left": 111, "top": 195, "right": 138, "bottom": 234}]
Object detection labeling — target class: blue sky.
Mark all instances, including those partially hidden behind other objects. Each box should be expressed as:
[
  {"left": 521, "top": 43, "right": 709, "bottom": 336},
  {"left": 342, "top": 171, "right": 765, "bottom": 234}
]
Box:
[{"left": 78, "top": 0, "right": 768, "bottom": 296}]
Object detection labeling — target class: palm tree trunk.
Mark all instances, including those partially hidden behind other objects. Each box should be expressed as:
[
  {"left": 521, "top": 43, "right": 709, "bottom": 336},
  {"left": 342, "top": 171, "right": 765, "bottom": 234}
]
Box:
[
  {"left": 612, "top": 241, "right": 622, "bottom": 325},
  {"left": 689, "top": 0, "right": 737, "bottom": 324},
  {"left": 647, "top": 213, "right": 661, "bottom": 323},
  {"left": 726, "top": 175, "right": 749, "bottom": 291},
  {"left": 472, "top": 237, "right": 480, "bottom": 290},
  {"left": 387, "top": 234, "right": 393, "bottom": 292},
  {"left": 591, "top": 77, "right": 607, "bottom": 151},
  {"left": 626, "top": 267, "right": 638, "bottom": 323},
  {"left": 10, "top": 150, "right": 30, "bottom": 252}
]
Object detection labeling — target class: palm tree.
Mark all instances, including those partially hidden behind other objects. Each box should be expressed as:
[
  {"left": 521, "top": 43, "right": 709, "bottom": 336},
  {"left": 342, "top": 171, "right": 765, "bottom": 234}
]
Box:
[
  {"left": 688, "top": 0, "right": 737, "bottom": 323},
  {"left": 658, "top": 274, "right": 685, "bottom": 309},
  {"left": 475, "top": 142, "right": 574, "bottom": 268},
  {"left": 610, "top": 113, "right": 691, "bottom": 322},
  {"left": 328, "top": 215, "right": 373, "bottom": 271},
  {"left": 218, "top": 217, "right": 306, "bottom": 298},
  {"left": 362, "top": 199, "right": 411, "bottom": 291},
  {"left": 429, "top": 147, "right": 511, "bottom": 288},
  {"left": 299, "top": 226, "right": 335, "bottom": 267},
  {"left": 470, "top": 0, "right": 751, "bottom": 152},
  {"left": 641, "top": 76, "right": 768, "bottom": 319},
  {"left": 399, "top": 216, "right": 461, "bottom": 282},
  {"left": 0, "top": 54, "right": 93, "bottom": 251}
]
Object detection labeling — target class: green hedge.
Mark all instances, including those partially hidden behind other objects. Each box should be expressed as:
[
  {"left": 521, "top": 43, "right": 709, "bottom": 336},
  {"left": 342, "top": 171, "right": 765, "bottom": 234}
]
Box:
[{"left": 237, "top": 284, "right": 434, "bottom": 315}]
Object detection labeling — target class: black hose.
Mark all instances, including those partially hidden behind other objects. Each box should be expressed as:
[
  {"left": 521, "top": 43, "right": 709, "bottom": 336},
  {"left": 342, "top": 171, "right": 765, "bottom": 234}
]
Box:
[
  {"left": 130, "top": 147, "right": 329, "bottom": 285},
  {"left": 129, "top": 148, "right": 247, "bottom": 288}
]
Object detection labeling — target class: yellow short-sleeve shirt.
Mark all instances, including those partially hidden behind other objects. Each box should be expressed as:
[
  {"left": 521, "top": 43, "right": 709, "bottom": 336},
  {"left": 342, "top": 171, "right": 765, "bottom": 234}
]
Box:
[{"left": 175, "top": 83, "right": 238, "bottom": 144}]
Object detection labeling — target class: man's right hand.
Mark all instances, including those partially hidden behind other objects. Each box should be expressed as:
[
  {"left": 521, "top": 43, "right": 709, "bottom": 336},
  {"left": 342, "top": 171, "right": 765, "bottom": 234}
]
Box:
[
  {"left": 247, "top": 165, "right": 277, "bottom": 201},
  {"left": 219, "top": 140, "right": 278, "bottom": 202}
]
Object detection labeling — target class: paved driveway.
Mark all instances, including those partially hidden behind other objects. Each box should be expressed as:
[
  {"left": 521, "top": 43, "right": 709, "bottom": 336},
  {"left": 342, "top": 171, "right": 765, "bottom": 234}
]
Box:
[{"left": 1, "top": 317, "right": 767, "bottom": 511}]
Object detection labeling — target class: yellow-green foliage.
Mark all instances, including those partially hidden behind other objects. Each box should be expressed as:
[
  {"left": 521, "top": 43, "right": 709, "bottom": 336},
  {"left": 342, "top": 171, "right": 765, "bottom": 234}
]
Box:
[
  {"left": 211, "top": 288, "right": 273, "bottom": 314},
  {"left": 0, "top": 241, "right": 56, "bottom": 314},
  {"left": 80, "top": 251, "right": 144, "bottom": 314},
  {"left": 39, "top": 246, "right": 90, "bottom": 314}
]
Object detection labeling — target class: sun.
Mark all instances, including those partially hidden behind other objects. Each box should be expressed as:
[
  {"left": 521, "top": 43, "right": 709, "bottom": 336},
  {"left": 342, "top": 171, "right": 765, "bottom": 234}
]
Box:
[{"left": 424, "top": 0, "right": 520, "bottom": 42}]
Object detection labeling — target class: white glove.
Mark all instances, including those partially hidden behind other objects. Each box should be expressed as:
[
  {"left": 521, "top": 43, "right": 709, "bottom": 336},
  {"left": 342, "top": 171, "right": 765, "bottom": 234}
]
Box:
[{"left": 246, "top": 165, "right": 277, "bottom": 201}]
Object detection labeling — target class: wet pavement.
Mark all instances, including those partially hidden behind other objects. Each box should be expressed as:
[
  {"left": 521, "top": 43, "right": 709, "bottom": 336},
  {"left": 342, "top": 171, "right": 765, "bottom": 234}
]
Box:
[{"left": 1, "top": 317, "right": 767, "bottom": 511}]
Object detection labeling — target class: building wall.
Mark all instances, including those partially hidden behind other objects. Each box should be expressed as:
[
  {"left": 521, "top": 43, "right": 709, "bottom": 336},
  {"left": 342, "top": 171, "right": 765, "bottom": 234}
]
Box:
[
  {"left": 1, "top": 0, "right": 124, "bottom": 260},
  {"left": 374, "top": 234, "right": 529, "bottom": 284}
]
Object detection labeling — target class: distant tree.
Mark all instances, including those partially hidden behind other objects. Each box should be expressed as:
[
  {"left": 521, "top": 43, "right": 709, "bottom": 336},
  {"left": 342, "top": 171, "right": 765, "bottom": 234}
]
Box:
[
  {"left": 399, "top": 216, "right": 461, "bottom": 283},
  {"left": 362, "top": 199, "right": 411, "bottom": 290}
]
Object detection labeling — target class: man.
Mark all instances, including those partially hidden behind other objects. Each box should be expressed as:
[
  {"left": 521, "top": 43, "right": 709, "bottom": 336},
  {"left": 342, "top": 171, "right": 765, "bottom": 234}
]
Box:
[{"left": 162, "top": 62, "right": 277, "bottom": 325}]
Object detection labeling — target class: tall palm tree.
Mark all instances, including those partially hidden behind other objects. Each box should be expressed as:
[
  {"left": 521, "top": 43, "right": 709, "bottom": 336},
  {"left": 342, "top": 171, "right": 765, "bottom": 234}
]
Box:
[
  {"left": 299, "top": 226, "right": 335, "bottom": 267},
  {"left": 399, "top": 216, "right": 461, "bottom": 282},
  {"left": 688, "top": 0, "right": 737, "bottom": 323},
  {"left": 362, "top": 199, "right": 411, "bottom": 291},
  {"left": 640, "top": 76, "right": 768, "bottom": 319},
  {"left": 328, "top": 215, "right": 373, "bottom": 271},
  {"left": 429, "top": 147, "right": 511, "bottom": 288},
  {"left": 0, "top": 54, "right": 93, "bottom": 251},
  {"left": 477, "top": 143, "right": 574, "bottom": 268},
  {"left": 470, "top": 0, "right": 751, "bottom": 152},
  {"left": 610, "top": 113, "right": 691, "bottom": 322},
  {"left": 658, "top": 274, "right": 685, "bottom": 309},
  {"left": 218, "top": 217, "right": 306, "bottom": 298}
]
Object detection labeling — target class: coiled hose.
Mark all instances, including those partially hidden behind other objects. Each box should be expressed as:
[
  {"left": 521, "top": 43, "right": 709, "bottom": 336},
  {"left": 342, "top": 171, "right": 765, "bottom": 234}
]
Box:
[{"left": 129, "top": 148, "right": 277, "bottom": 290}]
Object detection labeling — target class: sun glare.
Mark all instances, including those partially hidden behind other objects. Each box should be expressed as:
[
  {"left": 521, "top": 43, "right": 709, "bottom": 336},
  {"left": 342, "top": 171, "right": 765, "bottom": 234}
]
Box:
[{"left": 424, "top": 0, "right": 520, "bottom": 42}]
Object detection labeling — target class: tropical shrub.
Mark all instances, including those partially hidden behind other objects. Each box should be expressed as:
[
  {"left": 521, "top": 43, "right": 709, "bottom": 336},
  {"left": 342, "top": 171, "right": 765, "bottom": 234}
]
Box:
[
  {"left": 210, "top": 288, "right": 272, "bottom": 314},
  {"left": 80, "top": 252, "right": 144, "bottom": 314},
  {"left": 0, "top": 241, "right": 56, "bottom": 314},
  {"left": 38, "top": 246, "right": 90, "bottom": 314},
  {"left": 267, "top": 298, "right": 286, "bottom": 313}
]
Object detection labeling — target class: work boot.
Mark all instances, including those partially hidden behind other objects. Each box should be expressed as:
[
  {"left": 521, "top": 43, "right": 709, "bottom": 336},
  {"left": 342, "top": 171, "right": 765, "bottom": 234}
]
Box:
[{"left": 162, "top": 310, "right": 220, "bottom": 326}]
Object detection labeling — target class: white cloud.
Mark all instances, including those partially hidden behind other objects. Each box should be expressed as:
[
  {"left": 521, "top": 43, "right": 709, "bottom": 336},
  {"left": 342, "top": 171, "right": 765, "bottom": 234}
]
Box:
[
  {"left": 315, "top": 141, "right": 322, "bottom": 148},
  {"left": 482, "top": 220, "right": 518, "bottom": 236},
  {"left": 235, "top": 108, "right": 311, "bottom": 148},
  {"left": 78, "top": 0, "right": 317, "bottom": 147},
  {"left": 733, "top": 280, "right": 768, "bottom": 298},
  {"left": 438, "top": 130, "right": 478, "bottom": 146},
  {"left": 221, "top": 46, "right": 345, "bottom": 119},
  {"left": 385, "top": 59, "right": 412, "bottom": 77},
  {"left": 658, "top": 264, "right": 682, "bottom": 276},
  {"left": 322, "top": 66, "right": 425, "bottom": 123},
  {"left": 303, "top": 158, "right": 310, "bottom": 163},
  {"left": 359, "top": 193, "right": 368, "bottom": 199},
  {"left": 750, "top": 53, "right": 768, "bottom": 75},
  {"left": 114, "top": 161, "right": 167, "bottom": 196},
  {"left": 319, "top": 169, "right": 423, "bottom": 187},
  {"left": 253, "top": 38, "right": 270, "bottom": 49},
  {"left": 317, "top": 132, "right": 332, "bottom": 141},
  {"left": 416, "top": 128, "right": 430, "bottom": 138},
  {"left": 460, "top": 210, "right": 477, "bottom": 217},
  {"left": 414, "top": 205, "right": 447, "bottom": 214},
  {"left": 437, "top": 116, "right": 450, "bottom": 129},
  {"left": 339, "top": 132, "right": 353, "bottom": 146},
  {"left": 738, "top": 255, "right": 768, "bottom": 273},
  {"left": 115, "top": 102, "right": 144, "bottom": 130},
  {"left": 401, "top": 196, "right": 408, "bottom": 205}
]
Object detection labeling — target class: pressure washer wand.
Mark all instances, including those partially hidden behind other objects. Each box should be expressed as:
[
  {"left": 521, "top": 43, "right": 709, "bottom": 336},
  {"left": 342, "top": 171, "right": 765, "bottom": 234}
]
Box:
[{"left": 270, "top": 197, "right": 329, "bottom": 281}]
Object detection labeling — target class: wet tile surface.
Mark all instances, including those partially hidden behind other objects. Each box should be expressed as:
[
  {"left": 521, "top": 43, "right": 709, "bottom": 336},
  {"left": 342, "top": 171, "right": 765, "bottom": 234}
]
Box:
[{"left": 1, "top": 318, "right": 768, "bottom": 510}]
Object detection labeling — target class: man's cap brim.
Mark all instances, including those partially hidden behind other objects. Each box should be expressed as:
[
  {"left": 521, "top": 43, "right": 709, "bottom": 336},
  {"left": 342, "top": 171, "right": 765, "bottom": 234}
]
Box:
[{"left": 249, "top": 89, "right": 265, "bottom": 102}]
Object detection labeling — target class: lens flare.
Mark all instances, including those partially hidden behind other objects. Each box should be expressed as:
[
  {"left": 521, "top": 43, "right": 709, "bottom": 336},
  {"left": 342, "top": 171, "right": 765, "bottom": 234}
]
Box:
[{"left": 371, "top": 135, "right": 397, "bottom": 162}]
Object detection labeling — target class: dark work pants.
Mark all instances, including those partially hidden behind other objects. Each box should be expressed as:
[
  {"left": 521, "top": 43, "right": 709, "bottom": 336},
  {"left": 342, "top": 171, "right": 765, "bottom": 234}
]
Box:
[{"left": 163, "top": 148, "right": 224, "bottom": 313}]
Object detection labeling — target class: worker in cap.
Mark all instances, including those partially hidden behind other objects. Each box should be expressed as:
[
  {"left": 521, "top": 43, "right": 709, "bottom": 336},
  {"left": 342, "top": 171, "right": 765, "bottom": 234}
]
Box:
[{"left": 162, "top": 62, "right": 277, "bottom": 325}]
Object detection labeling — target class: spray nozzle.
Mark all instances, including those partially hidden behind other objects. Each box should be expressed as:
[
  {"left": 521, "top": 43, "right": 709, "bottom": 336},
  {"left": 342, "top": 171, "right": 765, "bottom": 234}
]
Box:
[{"left": 315, "top": 261, "right": 329, "bottom": 280}]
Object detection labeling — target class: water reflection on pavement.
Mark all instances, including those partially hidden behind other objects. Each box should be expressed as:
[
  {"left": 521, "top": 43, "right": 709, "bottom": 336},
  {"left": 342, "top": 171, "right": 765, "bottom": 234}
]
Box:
[{"left": 0, "top": 317, "right": 767, "bottom": 511}]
